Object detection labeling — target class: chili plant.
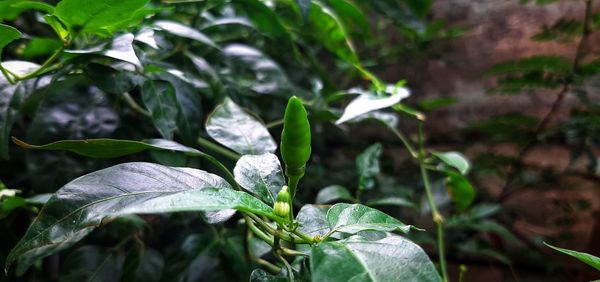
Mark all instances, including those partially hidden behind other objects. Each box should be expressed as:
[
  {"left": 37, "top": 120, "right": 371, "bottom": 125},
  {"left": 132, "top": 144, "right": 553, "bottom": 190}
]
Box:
[{"left": 6, "top": 96, "right": 444, "bottom": 281}]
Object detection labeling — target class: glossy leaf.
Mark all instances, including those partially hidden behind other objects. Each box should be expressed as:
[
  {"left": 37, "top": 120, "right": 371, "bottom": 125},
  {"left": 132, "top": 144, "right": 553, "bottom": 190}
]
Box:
[
  {"left": 445, "top": 171, "right": 475, "bottom": 212},
  {"left": 233, "top": 153, "right": 285, "bottom": 205},
  {"left": 55, "top": 0, "right": 149, "bottom": 35},
  {"left": 0, "top": 24, "right": 21, "bottom": 52},
  {"left": 154, "top": 20, "right": 219, "bottom": 49},
  {"left": 206, "top": 98, "right": 276, "bottom": 155},
  {"left": 103, "top": 33, "right": 142, "bottom": 69},
  {"left": 356, "top": 143, "right": 382, "bottom": 191},
  {"left": 12, "top": 138, "right": 205, "bottom": 159},
  {"left": 432, "top": 151, "right": 470, "bottom": 175},
  {"left": 310, "top": 235, "right": 441, "bottom": 282},
  {"left": 308, "top": 2, "right": 359, "bottom": 64},
  {"left": 315, "top": 185, "right": 353, "bottom": 204},
  {"left": 0, "top": 61, "right": 46, "bottom": 159},
  {"left": 327, "top": 203, "right": 412, "bottom": 235},
  {"left": 233, "top": 0, "right": 293, "bottom": 45},
  {"left": 545, "top": 243, "right": 600, "bottom": 271},
  {"left": 366, "top": 197, "right": 416, "bottom": 209},
  {"left": 296, "top": 204, "right": 331, "bottom": 237},
  {"left": 142, "top": 80, "right": 179, "bottom": 139},
  {"left": 336, "top": 87, "right": 410, "bottom": 124},
  {"left": 43, "top": 15, "right": 69, "bottom": 42},
  {"left": 6, "top": 162, "right": 274, "bottom": 274}
]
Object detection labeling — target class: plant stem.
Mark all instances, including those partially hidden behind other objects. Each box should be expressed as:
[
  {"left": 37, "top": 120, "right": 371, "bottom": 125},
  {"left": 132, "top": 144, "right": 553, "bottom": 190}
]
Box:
[
  {"left": 15, "top": 46, "right": 64, "bottom": 81},
  {"left": 417, "top": 121, "right": 448, "bottom": 282},
  {"left": 265, "top": 119, "right": 284, "bottom": 128},
  {"left": 246, "top": 216, "right": 274, "bottom": 246},
  {"left": 286, "top": 175, "right": 300, "bottom": 224},
  {"left": 197, "top": 137, "right": 240, "bottom": 160},
  {"left": 122, "top": 92, "right": 152, "bottom": 118},
  {"left": 390, "top": 127, "right": 418, "bottom": 158}
]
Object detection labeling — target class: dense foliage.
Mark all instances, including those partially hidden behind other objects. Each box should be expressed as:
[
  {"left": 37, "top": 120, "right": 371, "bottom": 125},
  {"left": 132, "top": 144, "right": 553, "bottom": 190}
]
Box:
[{"left": 0, "top": 0, "right": 598, "bottom": 281}]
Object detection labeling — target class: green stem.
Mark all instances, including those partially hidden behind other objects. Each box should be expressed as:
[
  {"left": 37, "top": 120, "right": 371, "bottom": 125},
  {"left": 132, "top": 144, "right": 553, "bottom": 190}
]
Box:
[
  {"left": 15, "top": 46, "right": 64, "bottom": 81},
  {"left": 197, "top": 151, "right": 240, "bottom": 190},
  {"left": 122, "top": 92, "right": 151, "bottom": 118},
  {"left": 281, "top": 247, "right": 308, "bottom": 257},
  {"left": 0, "top": 64, "right": 16, "bottom": 85},
  {"left": 265, "top": 119, "right": 284, "bottom": 129},
  {"left": 390, "top": 127, "right": 418, "bottom": 158},
  {"left": 197, "top": 137, "right": 240, "bottom": 160},
  {"left": 246, "top": 215, "right": 274, "bottom": 246},
  {"left": 417, "top": 121, "right": 448, "bottom": 282},
  {"left": 275, "top": 251, "right": 294, "bottom": 282}
]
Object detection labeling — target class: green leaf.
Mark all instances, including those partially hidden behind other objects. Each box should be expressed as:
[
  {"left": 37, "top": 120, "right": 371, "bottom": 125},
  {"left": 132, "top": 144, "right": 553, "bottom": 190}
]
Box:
[
  {"left": 444, "top": 171, "right": 475, "bottom": 212},
  {"left": 103, "top": 33, "right": 142, "bottom": 68},
  {"left": 323, "top": 0, "right": 369, "bottom": 35},
  {"left": 6, "top": 162, "right": 274, "bottom": 274},
  {"left": 432, "top": 151, "right": 470, "bottom": 175},
  {"left": 159, "top": 72, "right": 203, "bottom": 145},
  {"left": 43, "top": 15, "right": 69, "bottom": 42},
  {"left": 142, "top": 80, "right": 179, "bottom": 140},
  {"left": 234, "top": 0, "right": 289, "bottom": 36},
  {"left": 55, "top": 0, "right": 149, "bottom": 35},
  {"left": 308, "top": 2, "right": 359, "bottom": 65},
  {"left": 315, "top": 185, "right": 353, "bottom": 204},
  {"left": 0, "top": 61, "right": 44, "bottom": 159},
  {"left": 0, "top": 24, "right": 21, "bottom": 52},
  {"left": 233, "top": 153, "right": 285, "bottom": 205},
  {"left": 21, "top": 38, "right": 62, "bottom": 59},
  {"left": 336, "top": 87, "right": 410, "bottom": 124},
  {"left": 349, "top": 111, "right": 399, "bottom": 129},
  {"left": 356, "top": 143, "right": 382, "bottom": 191},
  {"left": 296, "top": 204, "right": 330, "bottom": 237},
  {"left": 310, "top": 235, "right": 441, "bottom": 282},
  {"left": 545, "top": 243, "right": 600, "bottom": 271},
  {"left": 154, "top": 20, "right": 219, "bottom": 49},
  {"left": 206, "top": 98, "right": 277, "bottom": 155},
  {"left": 326, "top": 203, "right": 413, "bottom": 236},
  {"left": 366, "top": 197, "right": 416, "bottom": 209},
  {"left": 10, "top": 1, "right": 55, "bottom": 14},
  {"left": 12, "top": 137, "right": 204, "bottom": 159}
]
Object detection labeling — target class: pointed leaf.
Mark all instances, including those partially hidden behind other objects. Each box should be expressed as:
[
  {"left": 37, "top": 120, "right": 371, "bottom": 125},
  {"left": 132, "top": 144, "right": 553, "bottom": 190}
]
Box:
[
  {"left": 55, "top": 0, "right": 149, "bottom": 35},
  {"left": 103, "top": 33, "right": 142, "bottom": 68},
  {"left": 444, "top": 171, "right": 475, "bottom": 212},
  {"left": 310, "top": 235, "right": 442, "bottom": 282},
  {"left": 308, "top": 2, "right": 358, "bottom": 64},
  {"left": 206, "top": 98, "right": 276, "bottom": 155},
  {"left": 233, "top": 153, "right": 285, "bottom": 205},
  {"left": 0, "top": 24, "right": 21, "bottom": 52},
  {"left": 12, "top": 138, "right": 203, "bottom": 159},
  {"left": 142, "top": 80, "right": 179, "bottom": 139},
  {"left": 327, "top": 203, "right": 413, "bottom": 235},
  {"left": 6, "top": 162, "right": 274, "bottom": 273},
  {"left": 356, "top": 143, "right": 382, "bottom": 191},
  {"left": 545, "top": 243, "right": 600, "bottom": 271},
  {"left": 336, "top": 87, "right": 410, "bottom": 124},
  {"left": 315, "top": 185, "right": 353, "bottom": 204},
  {"left": 154, "top": 20, "right": 219, "bottom": 49},
  {"left": 432, "top": 151, "right": 470, "bottom": 175}
]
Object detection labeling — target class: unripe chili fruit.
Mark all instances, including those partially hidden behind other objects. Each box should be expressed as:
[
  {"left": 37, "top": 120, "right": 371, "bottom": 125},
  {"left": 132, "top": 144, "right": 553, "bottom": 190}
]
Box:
[
  {"left": 280, "top": 96, "right": 311, "bottom": 178},
  {"left": 273, "top": 186, "right": 291, "bottom": 218}
]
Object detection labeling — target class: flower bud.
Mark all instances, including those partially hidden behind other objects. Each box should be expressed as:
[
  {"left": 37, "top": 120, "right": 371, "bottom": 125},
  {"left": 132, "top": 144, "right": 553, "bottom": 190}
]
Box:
[{"left": 273, "top": 186, "right": 291, "bottom": 218}]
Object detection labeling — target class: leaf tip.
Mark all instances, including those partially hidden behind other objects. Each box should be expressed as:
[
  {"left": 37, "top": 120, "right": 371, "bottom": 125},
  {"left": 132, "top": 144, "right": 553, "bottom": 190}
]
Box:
[{"left": 11, "top": 137, "right": 33, "bottom": 149}]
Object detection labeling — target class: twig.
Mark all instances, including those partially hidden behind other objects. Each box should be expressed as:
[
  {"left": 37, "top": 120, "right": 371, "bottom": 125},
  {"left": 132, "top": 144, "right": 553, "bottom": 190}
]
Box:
[{"left": 499, "top": 0, "right": 594, "bottom": 201}]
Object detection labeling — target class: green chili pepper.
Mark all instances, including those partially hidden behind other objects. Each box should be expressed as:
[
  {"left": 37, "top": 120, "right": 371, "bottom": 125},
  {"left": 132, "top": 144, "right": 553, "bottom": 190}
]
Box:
[{"left": 280, "top": 96, "right": 311, "bottom": 181}]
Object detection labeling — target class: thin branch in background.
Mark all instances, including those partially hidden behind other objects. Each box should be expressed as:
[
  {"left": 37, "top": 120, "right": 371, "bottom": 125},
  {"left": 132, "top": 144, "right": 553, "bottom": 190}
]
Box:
[{"left": 499, "top": 0, "right": 595, "bottom": 202}]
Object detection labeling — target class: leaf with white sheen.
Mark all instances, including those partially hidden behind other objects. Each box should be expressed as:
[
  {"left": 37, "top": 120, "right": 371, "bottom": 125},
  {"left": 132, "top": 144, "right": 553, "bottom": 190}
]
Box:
[
  {"left": 296, "top": 205, "right": 330, "bottom": 237},
  {"left": 326, "top": 203, "right": 412, "bottom": 235},
  {"left": 356, "top": 143, "right": 382, "bottom": 191},
  {"left": 432, "top": 151, "right": 470, "bottom": 175},
  {"left": 5, "top": 162, "right": 274, "bottom": 274},
  {"left": 206, "top": 98, "right": 276, "bottom": 155},
  {"left": 103, "top": 33, "right": 142, "bottom": 69},
  {"left": 336, "top": 87, "right": 410, "bottom": 125},
  {"left": 311, "top": 235, "right": 442, "bottom": 282},
  {"left": 154, "top": 20, "right": 218, "bottom": 49},
  {"left": 234, "top": 153, "right": 284, "bottom": 205}
]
